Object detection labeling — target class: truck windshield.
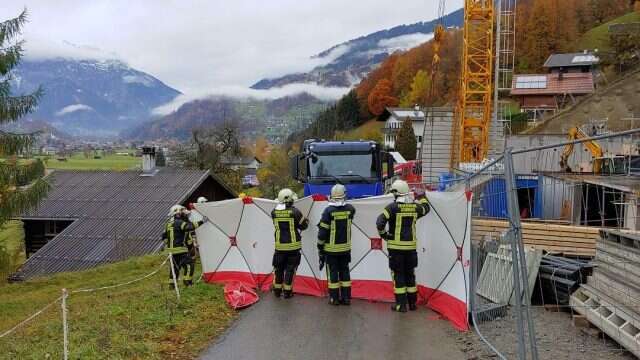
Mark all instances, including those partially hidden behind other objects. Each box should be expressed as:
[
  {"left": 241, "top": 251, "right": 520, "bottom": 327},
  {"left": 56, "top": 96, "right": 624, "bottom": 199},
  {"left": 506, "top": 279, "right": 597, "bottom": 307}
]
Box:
[{"left": 309, "top": 153, "right": 378, "bottom": 181}]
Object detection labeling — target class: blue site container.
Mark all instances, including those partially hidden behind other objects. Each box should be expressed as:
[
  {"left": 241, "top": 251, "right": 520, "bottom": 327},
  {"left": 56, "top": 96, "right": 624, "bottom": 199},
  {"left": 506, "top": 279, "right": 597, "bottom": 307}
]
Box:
[{"left": 477, "top": 176, "right": 541, "bottom": 219}]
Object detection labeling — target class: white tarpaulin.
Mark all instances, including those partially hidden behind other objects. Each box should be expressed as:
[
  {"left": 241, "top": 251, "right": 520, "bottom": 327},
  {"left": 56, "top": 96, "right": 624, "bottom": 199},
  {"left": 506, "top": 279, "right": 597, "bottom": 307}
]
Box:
[{"left": 195, "top": 191, "right": 472, "bottom": 330}]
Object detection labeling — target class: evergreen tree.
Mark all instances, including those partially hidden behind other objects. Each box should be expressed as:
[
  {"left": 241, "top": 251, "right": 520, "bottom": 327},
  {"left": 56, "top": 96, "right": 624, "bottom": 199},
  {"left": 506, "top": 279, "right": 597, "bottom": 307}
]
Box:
[
  {"left": 335, "top": 90, "right": 361, "bottom": 129},
  {"left": 395, "top": 117, "right": 417, "bottom": 161},
  {"left": 0, "top": 11, "right": 48, "bottom": 227}
]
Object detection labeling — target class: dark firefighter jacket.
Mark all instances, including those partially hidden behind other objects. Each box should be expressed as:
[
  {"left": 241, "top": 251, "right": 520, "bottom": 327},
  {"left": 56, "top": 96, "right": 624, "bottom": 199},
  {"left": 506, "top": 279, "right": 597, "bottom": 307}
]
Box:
[
  {"left": 317, "top": 204, "right": 356, "bottom": 253},
  {"left": 271, "top": 205, "right": 309, "bottom": 251},
  {"left": 163, "top": 217, "right": 199, "bottom": 254},
  {"left": 376, "top": 198, "right": 430, "bottom": 251}
]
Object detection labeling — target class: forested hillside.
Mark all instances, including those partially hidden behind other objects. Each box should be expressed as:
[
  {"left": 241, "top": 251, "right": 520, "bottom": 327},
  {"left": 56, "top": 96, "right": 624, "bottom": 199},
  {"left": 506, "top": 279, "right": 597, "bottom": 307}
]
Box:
[{"left": 289, "top": 0, "right": 635, "bottom": 145}]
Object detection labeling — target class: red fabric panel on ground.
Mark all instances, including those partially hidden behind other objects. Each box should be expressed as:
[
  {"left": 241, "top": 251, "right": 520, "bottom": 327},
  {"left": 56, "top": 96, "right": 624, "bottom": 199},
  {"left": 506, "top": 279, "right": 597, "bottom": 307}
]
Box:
[
  {"left": 418, "top": 285, "right": 469, "bottom": 331},
  {"left": 224, "top": 281, "right": 259, "bottom": 309},
  {"left": 206, "top": 271, "right": 324, "bottom": 297},
  {"left": 351, "top": 279, "right": 394, "bottom": 302},
  {"left": 204, "top": 271, "right": 469, "bottom": 331}
]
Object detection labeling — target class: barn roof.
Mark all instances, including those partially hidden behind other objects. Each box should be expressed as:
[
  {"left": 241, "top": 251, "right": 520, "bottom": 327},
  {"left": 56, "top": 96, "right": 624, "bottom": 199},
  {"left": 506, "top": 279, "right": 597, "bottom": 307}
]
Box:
[{"left": 12, "top": 168, "right": 234, "bottom": 280}]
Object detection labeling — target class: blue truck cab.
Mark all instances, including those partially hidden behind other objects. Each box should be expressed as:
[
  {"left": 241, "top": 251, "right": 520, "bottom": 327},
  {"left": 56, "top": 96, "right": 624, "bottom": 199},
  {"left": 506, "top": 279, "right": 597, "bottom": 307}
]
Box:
[{"left": 290, "top": 140, "right": 395, "bottom": 199}]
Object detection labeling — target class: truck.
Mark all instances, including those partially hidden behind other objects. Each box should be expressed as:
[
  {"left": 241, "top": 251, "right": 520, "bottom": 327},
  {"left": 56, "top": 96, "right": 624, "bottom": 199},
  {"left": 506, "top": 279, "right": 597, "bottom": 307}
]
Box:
[{"left": 289, "top": 140, "right": 395, "bottom": 199}]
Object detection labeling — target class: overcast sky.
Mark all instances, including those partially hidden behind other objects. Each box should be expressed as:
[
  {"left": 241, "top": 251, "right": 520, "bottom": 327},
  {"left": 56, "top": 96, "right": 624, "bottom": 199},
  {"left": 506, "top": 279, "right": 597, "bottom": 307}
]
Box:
[{"left": 2, "top": 1, "right": 462, "bottom": 104}]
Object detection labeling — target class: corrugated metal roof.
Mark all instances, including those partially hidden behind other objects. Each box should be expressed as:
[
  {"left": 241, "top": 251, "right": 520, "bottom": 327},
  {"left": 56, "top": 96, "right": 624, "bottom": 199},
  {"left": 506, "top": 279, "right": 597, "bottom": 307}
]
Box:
[
  {"left": 14, "top": 168, "right": 212, "bottom": 280},
  {"left": 543, "top": 52, "right": 599, "bottom": 68},
  {"left": 543, "top": 173, "right": 640, "bottom": 194},
  {"left": 510, "top": 73, "right": 594, "bottom": 96}
]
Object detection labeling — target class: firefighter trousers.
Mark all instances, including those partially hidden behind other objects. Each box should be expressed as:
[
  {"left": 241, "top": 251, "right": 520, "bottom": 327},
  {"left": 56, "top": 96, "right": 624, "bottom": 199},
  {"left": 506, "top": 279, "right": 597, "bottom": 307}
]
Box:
[
  {"left": 325, "top": 252, "right": 351, "bottom": 303},
  {"left": 169, "top": 253, "right": 194, "bottom": 286},
  {"left": 388, "top": 250, "right": 418, "bottom": 307},
  {"left": 272, "top": 250, "right": 301, "bottom": 296}
]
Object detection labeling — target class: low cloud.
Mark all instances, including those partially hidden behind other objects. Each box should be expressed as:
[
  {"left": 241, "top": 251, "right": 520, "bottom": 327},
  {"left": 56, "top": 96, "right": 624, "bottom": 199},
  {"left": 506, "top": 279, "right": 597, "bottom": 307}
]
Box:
[
  {"left": 25, "top": 39, "right": 122, "bottom": 62},
  {"left": 56, "top": 104, "right": 94, "bottom": 116},
  {"left": 152, "top": 83, "right": 350, "bottom": 116},
  {"left": 377, "top": 32, "right": 434, "bottom": 52}
]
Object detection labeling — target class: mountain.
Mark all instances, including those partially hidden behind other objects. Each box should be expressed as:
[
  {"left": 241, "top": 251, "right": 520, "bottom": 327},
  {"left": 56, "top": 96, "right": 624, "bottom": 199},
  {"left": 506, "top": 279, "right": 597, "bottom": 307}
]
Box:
[
  {"left": 125, "top": 93, "right": 328, "bottom": 141},
  {"left": 11, "top": 58, "right": 181, "bottom": 137},
  {"left": 251, "top": 9, "right": 463, "bottom": 90}
]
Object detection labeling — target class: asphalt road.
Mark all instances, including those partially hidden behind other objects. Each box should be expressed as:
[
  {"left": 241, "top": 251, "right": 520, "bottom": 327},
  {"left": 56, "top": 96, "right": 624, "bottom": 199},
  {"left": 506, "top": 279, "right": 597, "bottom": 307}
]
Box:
[{"left": 200, "top": 294, "right": 466, "bottom": 360}]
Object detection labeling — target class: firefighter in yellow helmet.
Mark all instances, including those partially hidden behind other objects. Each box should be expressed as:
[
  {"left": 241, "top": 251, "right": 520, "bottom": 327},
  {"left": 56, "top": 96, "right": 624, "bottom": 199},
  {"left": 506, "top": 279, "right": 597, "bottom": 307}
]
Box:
[
  {"left": 163, "top": 204, "right": 203, "bottom": 287},
  {"left": 376, "top": 180, "right": 430, "bottom": 312},
  {"left": 317, "top": 184, "right": 356, "bottom": 305},
  {"left": 271, "top": 188, "right": 309, "bottom": 298}
]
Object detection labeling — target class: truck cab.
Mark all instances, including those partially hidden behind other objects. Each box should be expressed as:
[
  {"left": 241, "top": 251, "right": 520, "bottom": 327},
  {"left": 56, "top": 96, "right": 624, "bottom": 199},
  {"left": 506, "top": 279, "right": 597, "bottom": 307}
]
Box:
[{"left": 290, "top": 140, "right": 395, "bottom": 199}]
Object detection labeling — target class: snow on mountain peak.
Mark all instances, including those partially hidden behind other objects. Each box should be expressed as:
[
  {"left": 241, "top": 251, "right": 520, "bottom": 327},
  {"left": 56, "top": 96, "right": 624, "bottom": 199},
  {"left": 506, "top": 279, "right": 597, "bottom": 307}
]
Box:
[{"left": 55, "top": 104, "right": 94, "bottom": 116}]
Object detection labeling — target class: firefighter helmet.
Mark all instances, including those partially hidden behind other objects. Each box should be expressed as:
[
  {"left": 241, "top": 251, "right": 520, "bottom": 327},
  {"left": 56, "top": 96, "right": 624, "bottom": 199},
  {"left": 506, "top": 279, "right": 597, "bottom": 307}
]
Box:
[
  {"left": 197, "top": 196, "right": 208, "bottom": 203},
  {"left": 330, "top": 184, "right": 346, "bottom": 200},
  {"left": 389, "top": 179, "right": 410, "bottom": 196},
  {"left": 168, "top": 204, "right": 185, "bottom": 217},
  {"left": 277, "top": 188, "right": 297, "bottom": 204}
]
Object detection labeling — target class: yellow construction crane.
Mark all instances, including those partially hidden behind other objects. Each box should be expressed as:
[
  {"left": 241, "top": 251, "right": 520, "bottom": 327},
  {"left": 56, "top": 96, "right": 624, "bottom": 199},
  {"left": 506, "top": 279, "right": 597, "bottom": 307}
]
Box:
[
  {"left": 559, "top": 127, "right": 603, "bottom": 173},
  {"left": 455, "top": 0, "right": 495, "bottom": 163}
]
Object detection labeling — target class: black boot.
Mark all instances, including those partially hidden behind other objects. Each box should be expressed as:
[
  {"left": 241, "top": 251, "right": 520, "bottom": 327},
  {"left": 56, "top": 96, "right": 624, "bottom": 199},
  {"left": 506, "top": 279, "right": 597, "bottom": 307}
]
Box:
[
  {"left": 391, "top": 293, "right": 408, "bottom": 312},
  {"left": 329, "top": 288, "right": 340, "bottom": 305},
  {"left": 340, "top": 287, "right": 351, "bottom": 305},
  {"left": 273, "top": 288, "right": 282, "bottom": 298},
  {"left": 408, "top": 292, "right": 417, "bottom": 311},
  {"left": 283, "top": 290, "right": 294, "bottom": 299}
]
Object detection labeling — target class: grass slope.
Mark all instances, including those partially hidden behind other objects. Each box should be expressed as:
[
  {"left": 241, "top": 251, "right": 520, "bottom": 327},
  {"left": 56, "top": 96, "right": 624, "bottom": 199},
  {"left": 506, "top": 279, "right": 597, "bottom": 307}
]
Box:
[
  {"left": 42, "top": 152, "right": 140, "bottom": 171},
  {"left": 0, "top": 255, "right": 235, "bottom": 359},
  {"left": 0, "top": 221, "right": 25, "bottom": 281},
  {"left": 577, "top": 12, "right": 640, "bottom": 52},
  {"left": 335, "top": 120, "right": 384, "bottom": 143}
]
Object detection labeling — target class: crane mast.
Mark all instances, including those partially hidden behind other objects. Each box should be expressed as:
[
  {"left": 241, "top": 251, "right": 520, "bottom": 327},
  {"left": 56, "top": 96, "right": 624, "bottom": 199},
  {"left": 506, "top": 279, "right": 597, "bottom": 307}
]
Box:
[{"left": 454, "top": 0, "right": 495, "bottom": 164}]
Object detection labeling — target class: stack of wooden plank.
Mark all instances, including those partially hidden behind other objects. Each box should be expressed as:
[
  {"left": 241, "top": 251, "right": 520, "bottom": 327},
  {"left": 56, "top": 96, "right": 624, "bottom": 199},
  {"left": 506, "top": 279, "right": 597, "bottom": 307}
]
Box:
[
  {"left": 472, "top": 218, "right": 600, "bottom": 256},
  {"left": 570, "top": 229, "right": 640, "bottom": 357}
]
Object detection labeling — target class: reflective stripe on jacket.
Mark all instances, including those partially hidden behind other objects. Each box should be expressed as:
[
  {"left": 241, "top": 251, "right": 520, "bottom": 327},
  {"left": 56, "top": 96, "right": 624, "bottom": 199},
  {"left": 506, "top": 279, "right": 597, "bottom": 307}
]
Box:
[
  {"left": 271, "top": 205, "right": 308, "bottom": 251},
  {"left": 317, "top": 204, "right": 356, "bottom": 253},
  {"left": 164, "top": 217, "right": 198, "bottom": 254},
  {"left": 375, "top": 198, "right": 430, "bottom": 251}
]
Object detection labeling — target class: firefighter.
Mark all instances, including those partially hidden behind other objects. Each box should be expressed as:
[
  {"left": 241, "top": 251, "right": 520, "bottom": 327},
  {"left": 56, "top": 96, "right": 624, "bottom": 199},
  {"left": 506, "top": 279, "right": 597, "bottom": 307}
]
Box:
[
  {"left": 317, "top": 184, "right": 356, "bottom": 306},
  {"left": 376, "top": 180, "right": 430, "bottom": 312},
  {"left": 271, "top": 188, "right": 309, "bottom": 298},
  {"left": 163, "top": 204, "right": 203, "bottom": 287},
  {"left": 184, "top": 196, "right": 208, "bottom": 281}
]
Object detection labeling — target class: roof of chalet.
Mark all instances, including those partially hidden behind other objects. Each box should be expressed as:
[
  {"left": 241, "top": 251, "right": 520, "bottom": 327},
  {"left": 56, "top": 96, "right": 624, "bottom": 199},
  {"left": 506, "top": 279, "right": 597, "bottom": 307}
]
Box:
[
  {"left": 12, "top": 168, "right": 234, "bottom": 280},
  {"left": 510, "top": 73, "right": 595, "bottom": 96},
  {"left": 543, "top": 52, "right": 600, "bottom": 68},
  {"left": 378, "top": 107, "right": 453, "bottom": 122}
]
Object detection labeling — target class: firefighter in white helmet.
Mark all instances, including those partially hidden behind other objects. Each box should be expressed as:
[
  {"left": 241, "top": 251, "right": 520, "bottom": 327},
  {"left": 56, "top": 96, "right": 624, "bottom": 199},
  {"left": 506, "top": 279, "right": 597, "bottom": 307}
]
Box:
[
  {"left": 184, "top": 196, "right": 208, "bottom": 274},
  {"left": 317, "top": 184, "right": 356, "bottom": 305},
  {"left": 270, "top": 188, "right": 309, "bottom": 298},
  {"left": 376, "top": 180, "right": 430, "bottom": 312},
  {"left": 163, "top": 204, "right": 203, "bottom": 287}
]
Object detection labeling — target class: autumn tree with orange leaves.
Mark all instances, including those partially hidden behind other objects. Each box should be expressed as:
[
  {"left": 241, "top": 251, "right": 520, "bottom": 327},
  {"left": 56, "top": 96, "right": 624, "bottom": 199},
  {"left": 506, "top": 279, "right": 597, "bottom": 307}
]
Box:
[{"left": 367, "top": 79, "right": 398, "bottom": 116}]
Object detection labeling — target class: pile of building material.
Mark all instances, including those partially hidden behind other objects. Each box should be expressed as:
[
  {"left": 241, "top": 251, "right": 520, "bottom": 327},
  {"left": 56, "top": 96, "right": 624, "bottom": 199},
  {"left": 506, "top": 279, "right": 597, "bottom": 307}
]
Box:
[
  {"left": 477, "top": 245, "right": 543, "bottom": 306},
  {"left": 472, "top": 218, "right": 600, "bottom": 256},
  {"left": 570, "top": 229, "right": 640, "bottom": 357},
  {"left": 535, "top": 255, "right": 592, "bottom": 306}
]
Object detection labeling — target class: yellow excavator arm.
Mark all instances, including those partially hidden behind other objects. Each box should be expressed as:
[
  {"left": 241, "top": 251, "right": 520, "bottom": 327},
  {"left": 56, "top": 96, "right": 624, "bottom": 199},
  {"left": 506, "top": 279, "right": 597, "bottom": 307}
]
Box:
[{"left": 559, "top": 127, "right": 603, "bottom": 173}]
